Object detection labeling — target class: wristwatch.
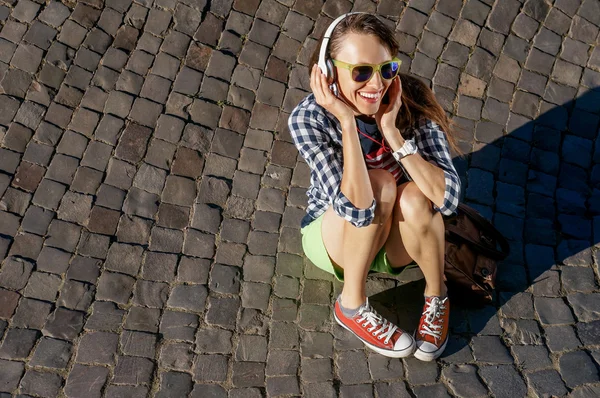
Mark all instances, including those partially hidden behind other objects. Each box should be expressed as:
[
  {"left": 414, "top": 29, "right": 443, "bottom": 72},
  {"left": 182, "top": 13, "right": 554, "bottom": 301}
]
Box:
[{"left": 392, "top": 139, "right": 418, "bottom": 162}]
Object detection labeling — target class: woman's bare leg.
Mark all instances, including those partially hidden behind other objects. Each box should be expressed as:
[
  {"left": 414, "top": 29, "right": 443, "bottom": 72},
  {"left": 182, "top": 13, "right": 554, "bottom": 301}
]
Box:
[
  {"left": 384, "top": 182, "right": 447, "bottom": 297},
  {"left": 321, "top": 169, "right": 397, "bottom": 309}
]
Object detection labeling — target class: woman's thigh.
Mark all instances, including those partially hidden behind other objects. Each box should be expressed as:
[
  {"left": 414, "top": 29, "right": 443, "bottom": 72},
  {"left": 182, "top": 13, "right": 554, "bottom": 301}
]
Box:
[
  {"left": 321, "top": 170, "right": 397, "bottom": 273},
  {"left": 384, "top": 181, "right": 424, "bottom": 268}
]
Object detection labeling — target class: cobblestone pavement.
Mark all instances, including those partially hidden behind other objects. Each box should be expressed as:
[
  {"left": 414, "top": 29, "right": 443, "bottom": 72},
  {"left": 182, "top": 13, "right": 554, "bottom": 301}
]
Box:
[{"left": 0, "top": 0, "right": 600, "bottom": 396}]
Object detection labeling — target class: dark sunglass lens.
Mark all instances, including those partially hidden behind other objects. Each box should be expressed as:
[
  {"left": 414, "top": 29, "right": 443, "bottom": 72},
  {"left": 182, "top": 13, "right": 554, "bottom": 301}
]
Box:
[
  {"left": 381, "top": 62, "right": 399, "bottom": 79},
  {"left": 353, "top": 65, "right": 374, "bottom": 82}
]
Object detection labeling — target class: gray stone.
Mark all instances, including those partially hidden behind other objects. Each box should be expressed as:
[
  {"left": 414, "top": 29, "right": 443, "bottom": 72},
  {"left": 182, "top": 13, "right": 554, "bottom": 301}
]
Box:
[
  {"left": 535, "top": 297, "right": 575, "bottom": 325},
  {"left": 159, "top": 310, "right": 199, "bottom": 342},
  {"left": 167, "top": 285, "right": 207, "bottom": 312},
  {"left": 559, "top": 350, "right": 599, "bottom": 388},
  {"left": 441, "top": 364, "right": 488, "bottom": 397},
  {"left": 195, "top": 354, "right": 228, "bottom": 382},
  {"left": 120, "top": 331, "right": 157, "bottom": 358},
  {"left": 96, "top": 272, "right": 135, "bottom": 304},
  {"left": 545, "top": 325, "right": 582, "bottom": 352},
  {"left": 576, "top": 320, "right": 600, "bottom": 346},
  {"left": 206, "top": 296, "right": 240, "bottom": 330},
  {"left": 526, "top": 369, "right": 568, "bottom": 397},
  {"left": 112, "top": 355, "right": 155, "bottom": 385},
  {"left": 0, "top": 359, "right": 25, "bottom": 393},
  {"left": 471, "top": 336, "right": 513, "bottom": 363}
]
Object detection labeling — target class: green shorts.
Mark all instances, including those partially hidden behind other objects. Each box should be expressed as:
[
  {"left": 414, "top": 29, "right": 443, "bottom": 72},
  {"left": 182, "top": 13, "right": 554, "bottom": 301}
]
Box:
[{"left": 300, "top": 212, "right": 416, "bottom": 281}]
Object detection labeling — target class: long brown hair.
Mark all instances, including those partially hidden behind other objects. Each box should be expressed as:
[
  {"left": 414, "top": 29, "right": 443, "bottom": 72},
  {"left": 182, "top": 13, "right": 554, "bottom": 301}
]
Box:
[{"left": 310, "top": 13, "right": 462, "bottom": 155}]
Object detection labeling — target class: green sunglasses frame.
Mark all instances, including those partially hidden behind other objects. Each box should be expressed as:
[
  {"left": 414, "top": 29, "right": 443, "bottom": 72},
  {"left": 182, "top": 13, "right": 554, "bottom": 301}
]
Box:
[{"left": 331, "top": 57, "right": 402, "bottom": 82}]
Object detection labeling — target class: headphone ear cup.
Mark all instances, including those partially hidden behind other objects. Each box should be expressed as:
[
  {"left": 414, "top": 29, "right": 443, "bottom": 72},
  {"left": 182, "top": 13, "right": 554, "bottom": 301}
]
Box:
[{"left": 325, "top": 59, "right": 336, "bottom": 84}]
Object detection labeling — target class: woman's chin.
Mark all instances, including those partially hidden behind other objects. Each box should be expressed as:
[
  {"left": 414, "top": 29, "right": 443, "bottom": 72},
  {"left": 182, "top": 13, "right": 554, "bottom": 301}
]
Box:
[{"left": 356, "top": 102, "right": 379, "bottom": 117}]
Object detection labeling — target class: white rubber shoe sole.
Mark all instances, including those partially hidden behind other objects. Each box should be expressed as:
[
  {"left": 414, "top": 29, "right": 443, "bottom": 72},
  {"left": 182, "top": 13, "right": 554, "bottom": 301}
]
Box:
[{"left": 413, "top": 336, "right": 448, "bottom": 361}]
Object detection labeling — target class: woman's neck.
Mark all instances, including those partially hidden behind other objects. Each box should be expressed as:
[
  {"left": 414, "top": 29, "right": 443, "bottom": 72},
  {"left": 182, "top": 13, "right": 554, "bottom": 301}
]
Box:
[{"left": 356, "top": 114, "right": 376, "bottom": 124}]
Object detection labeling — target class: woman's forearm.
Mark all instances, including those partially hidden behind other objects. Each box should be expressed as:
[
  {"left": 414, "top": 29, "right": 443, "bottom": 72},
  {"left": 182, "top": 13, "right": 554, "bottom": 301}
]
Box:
[
  {"left": 339, "top": 119, "right": 374, "bottom": 209},
  {"left": 384, "top": 127, "right": 446, "bottom": 208},
  {"left": 400, "top": 154, "right": 446, "bottom": 208}
]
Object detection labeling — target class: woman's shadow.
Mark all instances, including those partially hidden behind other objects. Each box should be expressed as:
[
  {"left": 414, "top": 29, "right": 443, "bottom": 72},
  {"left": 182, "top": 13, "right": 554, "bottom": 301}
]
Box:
[{"left": 364, "top": 85, "right": 600, "bottom": 360}]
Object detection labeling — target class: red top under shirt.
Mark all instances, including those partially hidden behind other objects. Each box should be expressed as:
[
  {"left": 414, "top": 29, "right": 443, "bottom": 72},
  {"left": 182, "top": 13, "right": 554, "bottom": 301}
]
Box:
[{"left": 356, "top": 117, "right": 408, "bottom": 185}]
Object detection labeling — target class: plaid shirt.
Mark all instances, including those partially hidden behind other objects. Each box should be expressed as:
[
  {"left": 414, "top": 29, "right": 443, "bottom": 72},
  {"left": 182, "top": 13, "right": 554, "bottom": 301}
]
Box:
[{"left": 289, "top": 93, "right": 461, "bottom": 229}]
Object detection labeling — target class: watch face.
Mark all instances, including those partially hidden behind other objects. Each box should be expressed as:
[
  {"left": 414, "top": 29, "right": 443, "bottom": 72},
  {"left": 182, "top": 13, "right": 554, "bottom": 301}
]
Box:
[{"left": 408, "top": 140, "right": 417, "bottom": 153}]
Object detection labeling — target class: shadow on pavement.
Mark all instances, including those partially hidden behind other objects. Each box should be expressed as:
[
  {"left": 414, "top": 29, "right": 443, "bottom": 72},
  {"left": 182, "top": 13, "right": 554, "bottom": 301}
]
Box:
[{"left": 362, "top": 84, "right": 600, "bottom": 360}]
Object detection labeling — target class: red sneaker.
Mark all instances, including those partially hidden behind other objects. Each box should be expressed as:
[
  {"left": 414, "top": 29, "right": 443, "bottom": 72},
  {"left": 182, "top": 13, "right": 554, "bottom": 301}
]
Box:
[
  {"left": 414, "top": 296, "right": 450, "bottom": 361},
  {"left": 334, "top": 298, "right": 415, "bottom": 358}
]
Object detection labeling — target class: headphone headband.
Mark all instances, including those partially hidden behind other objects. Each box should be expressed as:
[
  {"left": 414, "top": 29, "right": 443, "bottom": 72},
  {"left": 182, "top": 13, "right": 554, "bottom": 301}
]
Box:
[{"left": 317, "top": 12, "right": 364, "bottom": 76}]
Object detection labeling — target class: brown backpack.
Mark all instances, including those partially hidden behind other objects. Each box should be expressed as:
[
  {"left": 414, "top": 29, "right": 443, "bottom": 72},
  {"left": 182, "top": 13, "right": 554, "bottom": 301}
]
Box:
[{"left": 444, "top": 203, "right": 510, "bottom": 306}]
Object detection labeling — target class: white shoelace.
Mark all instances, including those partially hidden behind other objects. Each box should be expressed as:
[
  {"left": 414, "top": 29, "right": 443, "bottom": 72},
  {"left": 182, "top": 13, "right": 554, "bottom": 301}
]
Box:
[
  {"left": 419, "top": 297, "right": 448, "bottom": 342},
  {"left": 355, "top": 303, "right": 398, "bottom": 345}
]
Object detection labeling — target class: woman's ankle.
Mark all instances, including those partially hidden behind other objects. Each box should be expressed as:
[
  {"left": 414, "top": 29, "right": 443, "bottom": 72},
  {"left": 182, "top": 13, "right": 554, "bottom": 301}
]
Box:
[
  {"left": 424, "top": 283, "right": 448, "bottom": 298},
  {"left": 339, "top": 292, "right": 366, "bottom": 309}
]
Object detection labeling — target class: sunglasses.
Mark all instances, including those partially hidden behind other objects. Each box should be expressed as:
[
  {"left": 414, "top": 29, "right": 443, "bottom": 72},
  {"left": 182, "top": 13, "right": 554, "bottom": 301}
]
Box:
[{"left": 332, "top": 58, "right": 401, "bottom": 83}]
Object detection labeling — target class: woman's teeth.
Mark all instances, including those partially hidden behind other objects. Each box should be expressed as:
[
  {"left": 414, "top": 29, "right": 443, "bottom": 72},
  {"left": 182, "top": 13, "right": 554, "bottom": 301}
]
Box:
[{"left": 359, "top": 92, "right": 379, "bottom": 99}]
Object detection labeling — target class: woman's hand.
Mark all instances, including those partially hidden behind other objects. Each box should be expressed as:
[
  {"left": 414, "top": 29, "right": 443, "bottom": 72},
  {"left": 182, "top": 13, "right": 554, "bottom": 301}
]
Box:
[
  {"left": 310, "top": 65, "right": 355, "bottom": 125},
  {"left": 375, "top": 75, "right": 403, "bottom": 135}
]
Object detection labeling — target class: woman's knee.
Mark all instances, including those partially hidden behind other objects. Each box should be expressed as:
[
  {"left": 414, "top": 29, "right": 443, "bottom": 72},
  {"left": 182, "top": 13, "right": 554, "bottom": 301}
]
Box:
[
  {"left": 397, "top": 182, "right": 433, "bottom": 227},
  {"left": 368, "top": 169, "right": 397, "bottom": 222}
]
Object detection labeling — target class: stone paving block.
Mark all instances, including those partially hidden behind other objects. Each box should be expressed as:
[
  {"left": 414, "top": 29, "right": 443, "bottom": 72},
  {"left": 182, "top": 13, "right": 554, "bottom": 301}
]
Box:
[
  {"left": 0, "top": 359, "right": 25, "bottom": 393},
  {"left": 65, "top": 66, "right": 94, "bottom": 92},
  {"left": 237, "top": 308, "right": 268, "bottom": 336},
  {"left": 3, "top": 123, "right": 32, "bottom": 153},
  {"left": 7, "top": 232, "right": 42, "bottom": 260},
  {"left": 402, "top": 356, "right": 439, "bottom": 386},
  {"left": 525, "top": 369, "right": 569, "bottom": 398},
  {"left": 471, "top": 335, "right": 513, "bottom": 363},
  {"left": 114, "top": 25, "right": 140, "bottom": 52},
  {"left": 112, "top": 355, "right": 155, "bottom": 384},
  {"left": 76, "top": 331, "right": 119, "bottom": 365},
  {"left": 559, "top": 350, "right": 599, "bottom": 388},
  {"left": 241, "top": 281, "right": 271, "bottom": 310},
  {"left": 57, "top": 191, "right": 93, "bottom": 224},
  {"left": 195, "top": 327, "right": 233, "bottom": 355},
  {"left": 487, "top": 0, "right": 519, "bottom": 34},
  {"left": 124, "top": 306, "right": 161, "bottom": 333},
  {"left": 137, "top": 30, "right": 163, "bottom": 54},
  {"left": 12, "top": 161, "right": 45, "bottom": 193},
  {"left": 56, "top": 130, "right": 89, "bottom": 159},
  {"left": 105, "top": 385, "right": 149, "bottom": 398},
  {"left": 544, "top": 9, "right": 571, "bottom": 35},
  {"left": 214, "top": 242, "right": 244, "bottom": 267},
  {"left": 157, "top": 310, "right": 198, "bottom": 343},
  {"left": 545, "top": 324, "right": 583, "bottom": 353},
  {"left": 441, "top": 364, "right": 488, "bottom": 397},
  {"left": 526, "top": 48, "right": 556, "bottom": 75},
  {"left": 264, "top": 350, "right": 299, "bottom": 378},
  {"left": 12, "top": 297, "right": 51, "bottom": 332},
  {"left": 512, "top": 345, "right": 552, "bottom": 372},
  {"left": 205, "top": 296, "right": 240, "bottom": 330},
  {"left": 479, "top": 365, "right": 527, "bottom": 398},
  {"left": 43, "top": 307, "right": 85, "bottom": 341},
  {"left": 120, "top": 330, "right": 158, "bottom": 358},
  {"left": 22, "top": 271, "right": 61, "bottom": 302},
  {"left": 0, "top": 255, "right": 33, "bottom": 290},
  {"left": 57, "top": 279, "right": 95, "bottom": 312},
  {"left": 11, "top": 43, "right": 43, "bottom": 74},
  {"left": 156, "top": 371, "right": 194, "bottom": 397},
  {"left": 195, "top": 354, "right": 229, "bottom": 383},
  {"left": 167, "top": 284, "right": 208, "bottom": 313},
  {"left": 0, "top": 327, "right": 38, "bottom": 360}
]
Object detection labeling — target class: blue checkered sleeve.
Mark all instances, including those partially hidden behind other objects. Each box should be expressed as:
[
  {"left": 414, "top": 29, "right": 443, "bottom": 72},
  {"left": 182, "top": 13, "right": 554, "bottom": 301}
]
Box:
[
  {"left": 288, "top": 106, "right": 376, "bottom": 228},
  {"left": 414, "top": 119, "right": 461, "bottom": 215}
]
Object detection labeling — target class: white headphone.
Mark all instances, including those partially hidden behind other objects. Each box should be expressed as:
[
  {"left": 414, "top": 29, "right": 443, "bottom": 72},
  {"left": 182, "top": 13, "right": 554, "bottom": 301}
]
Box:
[{"left": 317, "top": 12, "right": 364, "bottom": 97}]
